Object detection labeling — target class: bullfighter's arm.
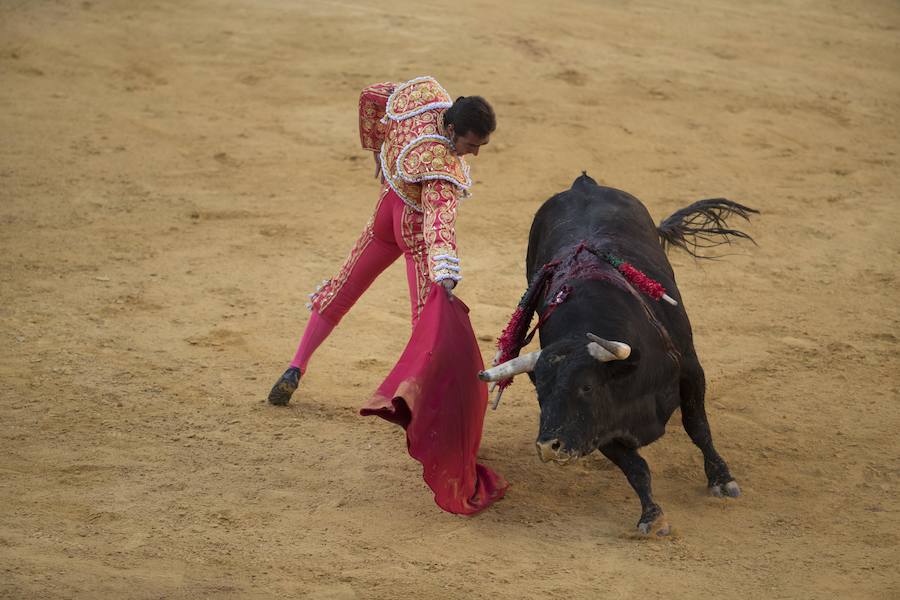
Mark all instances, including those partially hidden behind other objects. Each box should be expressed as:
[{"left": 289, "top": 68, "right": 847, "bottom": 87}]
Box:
[
  {"left": 421, "top": 179, "right": 461, "bottom": 288},
  {"left": 358, "top": 82, "right": 395, "bottom": 152}
]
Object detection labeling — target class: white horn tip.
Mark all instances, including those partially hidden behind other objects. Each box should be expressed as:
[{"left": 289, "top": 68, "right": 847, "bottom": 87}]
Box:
[
  {"left": 491, "top": 387, "right": 505, "bottom": 410},
  {"left": 611, "top": 343, "right": 631, "bottom": 359},
  {"left": 585, "top": 333, "right": 632, "bottom": 360}
]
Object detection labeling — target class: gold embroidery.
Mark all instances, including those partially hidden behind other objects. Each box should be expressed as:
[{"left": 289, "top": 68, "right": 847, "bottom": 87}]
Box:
[
  {"left": 377, "top": 78, "right": 472, "bottom": 211},
  {"left": 381, "top": 111, "right": 443, "bottom": 209},
  {"left": 421, "top": 180, "right": 460, "bottom": 282},
  {"left": 400, "top": 201, "right": 430, "bottom": 324},
  {"left": 397, "top": 138, "right": 470, "bottom": 188},
  {"left": 312, "top": 187, "right": 389, "bottom": 314},
  {"left": 386, "top": 77, "right": 451, "bottom": 121},
  {"left": 359, "top": 82, "right": 394, "bottom": 152}
]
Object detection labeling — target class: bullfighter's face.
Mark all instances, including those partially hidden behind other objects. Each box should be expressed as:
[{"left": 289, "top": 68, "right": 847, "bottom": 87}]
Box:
[
  {"left": 446, "top": 124, "right": 489, "bottom": 157},
  {"left": 532, "top": 339, "right": 621, "bottom": 464}
]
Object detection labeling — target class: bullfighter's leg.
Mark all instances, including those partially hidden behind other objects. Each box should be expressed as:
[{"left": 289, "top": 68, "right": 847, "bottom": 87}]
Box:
[
  {"left": 394, "top": 199, "right": 430, "bottom": 326},
  {"left": 679, "top": 365, "right": 741, "bottom": 497},
  {"left": 599, "top": 441, "right": 671, "bottom": 536},
  {"left": 268, "top": 188, "right": 401, "bottom": 406}
]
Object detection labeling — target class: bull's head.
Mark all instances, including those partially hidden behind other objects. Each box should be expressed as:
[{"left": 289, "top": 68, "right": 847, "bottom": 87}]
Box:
[{"left": 479, "top": 333, "right": 633, "bottom": 464}]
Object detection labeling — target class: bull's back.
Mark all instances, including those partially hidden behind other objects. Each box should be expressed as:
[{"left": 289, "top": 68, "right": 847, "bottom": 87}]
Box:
[
  {"left": 526, "top": 174, "right": 664, "bottom": 278},
  {"left": 525, "top": 174, "right": 696, "bottom": 364}
]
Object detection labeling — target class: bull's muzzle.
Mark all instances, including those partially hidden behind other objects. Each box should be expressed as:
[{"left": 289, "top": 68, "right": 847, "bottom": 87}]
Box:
[{"left": 535, "top": 438, "right": 576, "bottom": 464}]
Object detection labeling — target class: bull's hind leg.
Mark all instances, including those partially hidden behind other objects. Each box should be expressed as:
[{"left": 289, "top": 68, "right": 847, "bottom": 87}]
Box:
[
  {"left": 679, "top": 364, "right": 741, "bottom": 497},
  {"left": 599, "top": 442, "right": 671, "bottom": 536}
]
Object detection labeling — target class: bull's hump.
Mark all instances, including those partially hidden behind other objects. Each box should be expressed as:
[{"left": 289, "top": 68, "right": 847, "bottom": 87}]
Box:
[
  {"left": 572, "top": 171, "right": 598, "bottom": 190},
  {"left": 538, "top": 182, "right": 634, "bottom": 225},
  {"left": 568, "top": 173, "right": 639, "bottom": 208},
  {"left": 532, "top": 179, "right": 659, "bottom": 252}
]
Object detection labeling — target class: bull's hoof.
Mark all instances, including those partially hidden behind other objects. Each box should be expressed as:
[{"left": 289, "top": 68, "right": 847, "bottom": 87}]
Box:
[
  {"left": 709, "top": 480, "right": 741, "bottom": 498},
  {"left": 637, "top": 512, "right": 671, "bottom": 537},
  {"left": 267, "top": 367, "right": 300, "bottom": 406}
]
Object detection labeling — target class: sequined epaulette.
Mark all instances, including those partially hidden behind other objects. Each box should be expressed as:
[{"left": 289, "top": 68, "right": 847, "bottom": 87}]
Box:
[
  {"left": 385, "top": 76, "right": 453, "bottom": 122},
  {"left": 396, "top": 135, "right": 471, "bottom": 190}
]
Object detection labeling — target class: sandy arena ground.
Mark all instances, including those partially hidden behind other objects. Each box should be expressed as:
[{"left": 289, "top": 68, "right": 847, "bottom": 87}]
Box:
[{"left": 2, "top": 0, "right": 899, "bottom": 598}]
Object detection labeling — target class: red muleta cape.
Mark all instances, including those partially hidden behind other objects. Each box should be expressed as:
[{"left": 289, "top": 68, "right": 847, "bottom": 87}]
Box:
[{"left": 360, "top": 286, "right": 508, "bottom": 515}]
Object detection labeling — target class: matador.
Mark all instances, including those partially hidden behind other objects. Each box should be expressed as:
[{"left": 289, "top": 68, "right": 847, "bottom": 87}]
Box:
[{"left": 268, "top": 76, "right": 496, "bottom": 405}]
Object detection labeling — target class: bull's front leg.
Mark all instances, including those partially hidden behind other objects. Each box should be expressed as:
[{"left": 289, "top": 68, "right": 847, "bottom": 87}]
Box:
[{"left": 599, "top": 441, "right": 671, "bottom": 536}]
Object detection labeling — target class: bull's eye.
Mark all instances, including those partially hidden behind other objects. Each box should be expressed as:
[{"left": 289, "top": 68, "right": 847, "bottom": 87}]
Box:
[{"left": 579, "top": 384, "right": 592, "bottom": 393}]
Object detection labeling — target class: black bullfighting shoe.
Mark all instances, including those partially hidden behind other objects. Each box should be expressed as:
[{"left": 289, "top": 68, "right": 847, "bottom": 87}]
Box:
[{"left": 267, "top": 367, "right": 301, "bottom": 406}]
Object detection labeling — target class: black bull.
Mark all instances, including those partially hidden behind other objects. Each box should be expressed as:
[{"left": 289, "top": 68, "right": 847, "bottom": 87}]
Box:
[{"left": 481, "top": 173, "right": 757, "bottom": 535}]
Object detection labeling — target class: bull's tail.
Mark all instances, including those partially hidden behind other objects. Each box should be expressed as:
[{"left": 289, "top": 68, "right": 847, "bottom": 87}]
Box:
[{"left": 657, "top": 199, "right": 758, "bottom": 258}]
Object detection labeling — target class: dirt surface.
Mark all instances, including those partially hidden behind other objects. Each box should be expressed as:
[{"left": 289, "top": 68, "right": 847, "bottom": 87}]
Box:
[{"left": 2, "top": 0, "right": 899, "bottom": 598}]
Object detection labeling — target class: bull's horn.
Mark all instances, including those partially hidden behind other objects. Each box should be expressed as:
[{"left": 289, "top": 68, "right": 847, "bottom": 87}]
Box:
[
  {"left": 490, "top": 386, "right": 505, "bottom": 411},
  {"left": 585, "top": 333, "right": 631, "bottom": 359},
  {"left": 478, "top": 350, "right": 542, "bottom": 382},
  {"left": 587, "top": 342, "right": 618, "bottom": 362}
]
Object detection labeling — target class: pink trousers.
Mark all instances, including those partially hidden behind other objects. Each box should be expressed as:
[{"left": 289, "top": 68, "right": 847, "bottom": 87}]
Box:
[
  {"left": 311, "top": 185, "right": 432, "bottom": 326},
  {"left": 292, "top": 186, "right": 432, "bottom": 372}
]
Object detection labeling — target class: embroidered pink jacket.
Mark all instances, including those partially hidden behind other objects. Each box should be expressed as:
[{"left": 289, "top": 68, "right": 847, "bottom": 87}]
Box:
[{"left": 358, "top": 76, "right": 472, "bottom": 284}]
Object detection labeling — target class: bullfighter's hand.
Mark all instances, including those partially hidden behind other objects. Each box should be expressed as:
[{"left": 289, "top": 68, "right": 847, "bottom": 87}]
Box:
[
  {"left": 441, "top": 278, "right": 456, "bottom": 299},
  {"left": 373, "top": 152, "right": 383, "bottom": 182}
]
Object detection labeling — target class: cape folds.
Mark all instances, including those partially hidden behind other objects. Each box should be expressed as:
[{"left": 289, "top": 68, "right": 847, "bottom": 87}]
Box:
[{"left": 361, "top": 286, "right": 507, "bottom": 515}]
